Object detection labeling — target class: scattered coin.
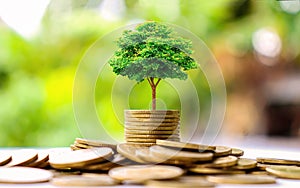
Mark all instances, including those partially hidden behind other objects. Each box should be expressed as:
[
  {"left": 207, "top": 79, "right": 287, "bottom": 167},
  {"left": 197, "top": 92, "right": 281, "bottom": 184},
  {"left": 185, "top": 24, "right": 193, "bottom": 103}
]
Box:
[
  {"left": 150, "top": 145, "right": 213, "bottom": 162},
  {"left": 117, "top": 143, "right": 149, "bottom": 164},
  {"left": 52, "top": 174, "right": 119, "bottom": 186},
  {"left": 207, "top": 174, "right": 276, "bottom": 184},
  {"left": 108, "top": 165, "right": 184, "bottom": 181},
  {"left": 135, "top": 147, "right": 164, "bottom": 164},
  {"left": 75, "top": 138, "right": 117, "bottom": 149},
  {"left": 0, "top": 167, "right": 53, "bottom": 183},
  {"left": 256, "top": 163, "right": 296, "bottom": 170},
  {"left": 37, "top": 162, "right": 50, "bottom": 168},
  {"left": 27, "top": 151, "right": 49, "bottom": 167},
  {"left": 156, "top": 140, "right": 216, "bottom": 151},
  {"left": 82, "top": 161, "right": 118, "bottom": 171},
  {"left": 82, "top": 154, "right": 126, "bottom": 171},
  {"left": 233, "top": 158, "right": 257, "bottom": 170},
  {"left": 231, "top": 148, "right": 244, "bottom": 157},
  {"left": 257, "top": 157, "right": 300, "bottom": 166},
  {"left": 0, "top": 153, "right": 12, "bottom": 166},
  {"left": 146, "top": 176, "right": 216, "bottom": 188},
  {"left": 266, "top": 166, "right": 300, "bottom": 179},
  {"left": 50, "top": 169, "right": 82, "bottom": 178},
  {"left": 73, "top": 142, "right": 93, "bottom": 149},
  {"left": 209, "top": 155, "right": 238, "bottom": 168},
  {"left": 70, "top": 144, "right": 82, "bottom": 151},
  {"left": 6, "top": 149, "right": 38, "bottom": 167},
  {"left": 49, "top": 148, "right": 113, "bottom": 169},
  {"left": 250, "top": 171, "right": 269, "bottom": 175},
  {"left": 136, "top": 147, "right": 190, "bottom": 165},
  {"left": 189, "top": 167, "right": 245, "bottom": 175},
  {"left": 213, "top": 146, "right": 232, "bottom": 157}
]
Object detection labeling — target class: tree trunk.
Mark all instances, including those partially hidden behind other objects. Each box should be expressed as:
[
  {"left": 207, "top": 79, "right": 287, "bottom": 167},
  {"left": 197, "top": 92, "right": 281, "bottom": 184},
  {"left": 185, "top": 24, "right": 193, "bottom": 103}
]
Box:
[
  {"left": 147, "top": 77, "right": 161, "bottom": 110},
  {"left": 151, "top": 84, "right": 156, "bottom": 110}
]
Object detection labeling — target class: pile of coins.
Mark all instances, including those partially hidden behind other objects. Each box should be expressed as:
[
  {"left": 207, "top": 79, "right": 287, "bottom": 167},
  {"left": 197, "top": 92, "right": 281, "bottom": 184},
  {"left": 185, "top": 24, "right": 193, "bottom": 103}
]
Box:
[
  {"left": 1, "top": 138, "right": 300, "bottom": 186},
  {"left": 70, "top": 137, "right": 117, "bottom": 151},
  {"left": 0, "top": 149, "right": 49, "bottom": 168},
  {"left": 124, "top": 110, "right": 181, "bottom": 146}
]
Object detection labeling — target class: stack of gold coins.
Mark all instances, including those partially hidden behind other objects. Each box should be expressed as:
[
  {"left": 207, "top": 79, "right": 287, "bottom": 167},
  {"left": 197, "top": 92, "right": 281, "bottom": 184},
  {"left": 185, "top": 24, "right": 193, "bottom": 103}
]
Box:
[{"left": 124, "top": 110, "right": 180, "bottom": 146}]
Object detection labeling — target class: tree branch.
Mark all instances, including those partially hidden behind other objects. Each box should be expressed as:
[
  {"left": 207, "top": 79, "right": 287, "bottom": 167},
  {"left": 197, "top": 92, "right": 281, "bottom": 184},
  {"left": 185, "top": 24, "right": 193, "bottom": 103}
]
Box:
[
  {"left": 155, "top": 78, "right": 161, "bottom": 87},
  {"left": 147, "top": 78, "right": 152, "bottom": 86},
  {"left": 150, "top": 77, "right": 155, "bottom": 86}
]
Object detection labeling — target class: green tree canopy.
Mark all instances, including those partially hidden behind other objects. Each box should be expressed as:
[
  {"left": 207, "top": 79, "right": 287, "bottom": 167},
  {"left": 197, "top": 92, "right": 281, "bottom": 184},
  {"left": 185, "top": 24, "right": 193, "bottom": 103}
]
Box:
[{"left": 109, "top": 21, "right": 197, "bottom": 110}]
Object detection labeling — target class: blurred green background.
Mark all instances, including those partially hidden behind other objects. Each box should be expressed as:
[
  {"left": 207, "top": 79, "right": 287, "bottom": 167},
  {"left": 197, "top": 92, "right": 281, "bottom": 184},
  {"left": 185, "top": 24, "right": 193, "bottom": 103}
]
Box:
[{"left": 0, "top": 0, "right": 299, "bottom": 146}]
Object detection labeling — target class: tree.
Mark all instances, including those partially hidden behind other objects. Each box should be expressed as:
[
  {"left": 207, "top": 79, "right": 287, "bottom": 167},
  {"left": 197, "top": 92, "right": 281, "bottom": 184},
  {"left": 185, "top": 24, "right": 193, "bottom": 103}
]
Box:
[{"left": 109, "top": 21, "right": 197, "bottom": 110}]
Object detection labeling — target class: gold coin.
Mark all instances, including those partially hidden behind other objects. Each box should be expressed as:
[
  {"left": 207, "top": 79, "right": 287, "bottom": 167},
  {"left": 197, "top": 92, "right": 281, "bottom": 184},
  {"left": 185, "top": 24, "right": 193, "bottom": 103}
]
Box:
[
  {"left": 0, "top": 153, "right": 12, "bottom": 166},
  {"left": 51, "top": 174, "right": 119, "bottom": 186},
  {"left": 82, "top": 161, "right": 118, "bottom": 171},
  {"left": 0, "top": 167, "right": 53, "bottom": 183},
  {"left": 27, "top": 151, "right": 49, "bottom": 167},
  {"left": 73, "top": 142, "right": 93, "bottom": 149},
  {"left": 125, "top": 110, "right": 179, "bottom": 115},
  {"left": 207, "top": 156, "right": 238, "bottom": 168},
  {"left": 125, "top": 117, "right": 179, "bottom": 123},
  {"left": 82, "top": 154, "right": 126, "bottom": 171},
  {"left": 6, "top": 149, "right": 38, "bottom": 167},
  {"left": 250, "top": 171, "right": 269, "bottom": 175},
  {"left": 135, "top": 147, "right": 164, "bottom": 163},
  {"left": 125, "top": 124, "right": 178, "bottom": 130},
  {"left": 37, "top": 162, "right": 50, "bottom": 168},
  {"left": 125, "top": 134, "right": 179, "bottom": 139},
  {"left": 108, "top": 165, "right": 184, "bottom": 181},
  {"left": 256, "top": 163, "right": 296, "bottom": 170},
  {"left": 125, "top": 114, "right": 179, "bottom": 119},
  {"left": 233, "top": 158, "right": 257, "bottom": 170},
  {"left": 150, "top": 145, "right": 213, "bottom": 162},
  {"left": 207, "top": 174, "right": 276, "bottom": 184},
  {"left": 117, "top": 143, "right": 150, "bottom": 164},
  {"left": 123, "top": 143, "right": 156, "bottom": 147},
  {"left": 75, "top": 138, "right": 117, "bottom": 149},
  {"left": 126, "top": 140, "right": 157, "bottom": 145},
  {"left": 125, "top": 127, "right": 179, "bottom": 132},
  {"left": 125, "top": 122, "right": 179, "bottom": 126},
  {"left": 125, "top": 129, "right": 179, "bottom": 135},
  {"left": 257, "top": 157, "right": 300, "bottom": 165},
  {"left": 167, "top": 138, "right": 181, "bottom": 142},
  {"left": 161, "top": 159, "right": 193, "bottom": 166},
  {"left": 126, "top": 138, "right": 159, "bottom": 143},
  {"left": 231, "top": 148, "right": 244, "bottom": 157},
  {"left": 136, "top": 148, "right": 191, "bottom": 165},
  {"left": 214, "top": 146, "right": 232, "bottom": 157},
  {"left": 134, "top": 147, "right": 188, "bottom": 165},
  {"left": 49, "top": 148, "right": 113, "bottom": 169},
  {"left": 70, "top": 144, "right": 82, "bottom": 151},
  {"left": 146, "top": 176, "right": 215, "bottom": 188},
  {"left": 156, "top": 139, "right": 215, "bottom": 151},
  {"left": 266, "top": 166, "right": 300, "bottom": 179},
  {"left": 189, "top": 167, "right": 245, "bottom": 175},
  {"left": 50, "top": 169, "right": 81, "bottom": 178}
]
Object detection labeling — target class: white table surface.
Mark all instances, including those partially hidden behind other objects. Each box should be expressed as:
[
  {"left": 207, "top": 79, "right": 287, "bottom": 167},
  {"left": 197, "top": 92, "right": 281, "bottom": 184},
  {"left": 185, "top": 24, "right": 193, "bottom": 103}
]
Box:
[{"left": 1, "top": 136, "right": 300, "bottom": 188}]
